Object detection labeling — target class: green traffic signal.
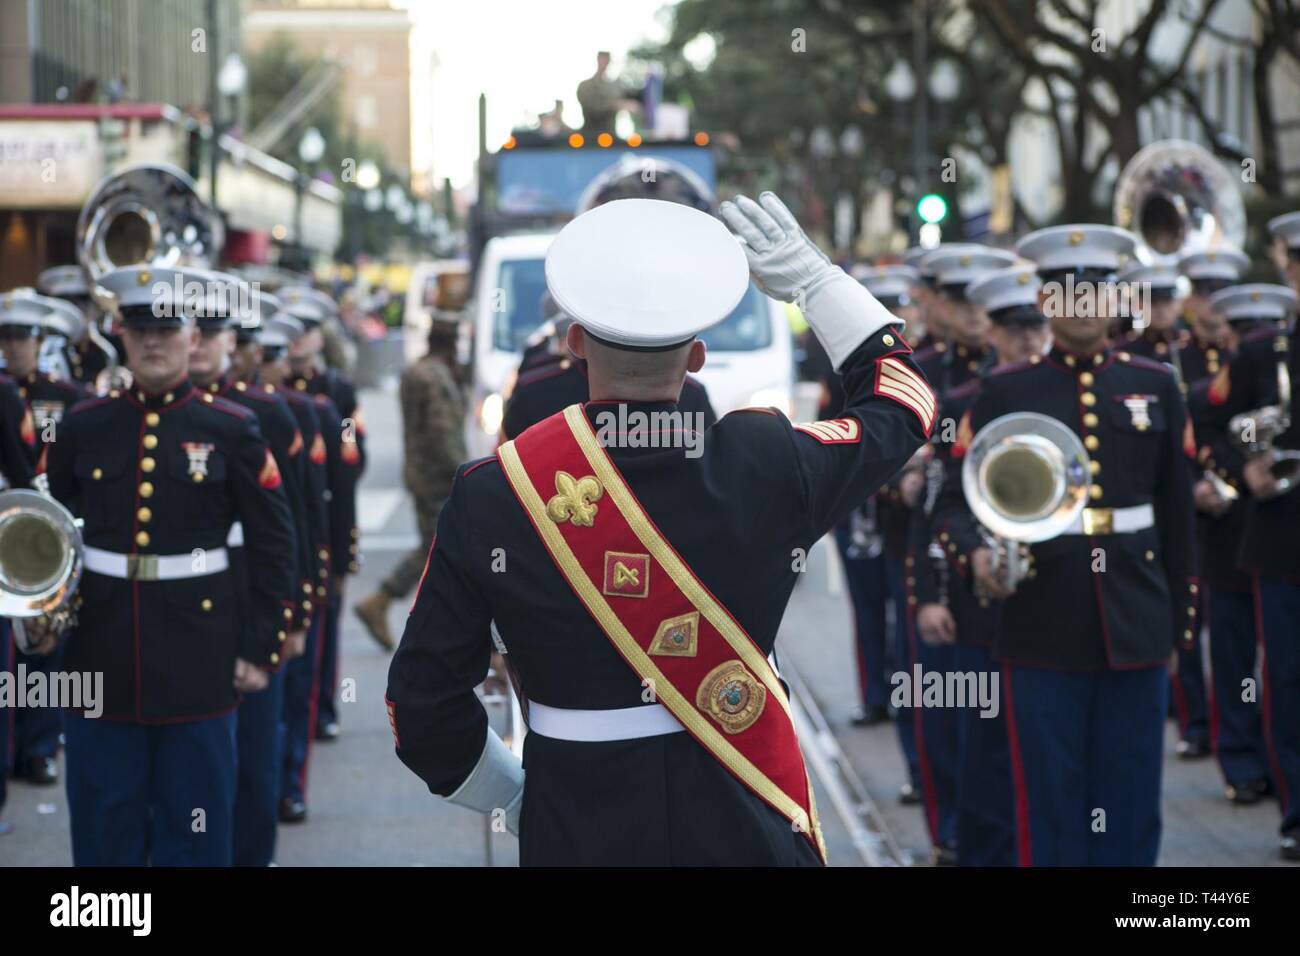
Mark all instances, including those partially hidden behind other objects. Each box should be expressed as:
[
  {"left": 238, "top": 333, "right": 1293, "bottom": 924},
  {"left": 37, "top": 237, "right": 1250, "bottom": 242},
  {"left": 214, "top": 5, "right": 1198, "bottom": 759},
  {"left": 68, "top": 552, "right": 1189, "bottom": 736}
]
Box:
[{"left": 917, "top": 193, "right": 948, "bottom": 224}]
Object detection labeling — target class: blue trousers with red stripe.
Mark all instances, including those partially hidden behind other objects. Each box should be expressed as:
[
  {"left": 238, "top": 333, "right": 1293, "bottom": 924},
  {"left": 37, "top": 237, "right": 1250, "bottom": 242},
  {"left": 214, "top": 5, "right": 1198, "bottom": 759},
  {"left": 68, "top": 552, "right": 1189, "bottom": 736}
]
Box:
[
  {"left": 64, "top": 711, "right": 237, "bottom": 866},
  {"left": 1003, "top": 663, "right": 1167, "bottom": 866},
  {"left": 234, "top": 667, "right": 286, "bottom": 865},
  {"left": 831, "top": 523, "right": 892, "bottom": 710},
  {"left": 281, "top": 613, "right": 323, "bottom": 804},
  {"left": 1207, "top": 588, "right": 1269, "bottom": 788},
  {"left": 1170, "top": 629, "right": 1209, "bottom": 747},
  {"left": 1257, "top": 576, "right": 1300, "bottom": 835},
  {"left": 954, "top": 642, "right": 1014, "bottom": 866},
  {"left": 904, "top": 619, "right": 960, "bottom": 852}
]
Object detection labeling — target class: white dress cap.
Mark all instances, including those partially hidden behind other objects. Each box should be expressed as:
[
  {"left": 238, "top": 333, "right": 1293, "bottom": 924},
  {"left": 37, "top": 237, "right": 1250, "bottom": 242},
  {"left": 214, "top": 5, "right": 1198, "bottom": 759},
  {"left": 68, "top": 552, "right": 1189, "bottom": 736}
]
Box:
[
  {"left": 966, "top": 265, "right": 1042, "bottom": 313},
  {"left": 1267, "top": 211, "right": 1300, "bottom": 249},
  {"left": 1016, "top": 224, "right": 1137, "bottom": 272},
  {"left": 545, "top": 198, "right": 750, "bottom": 349},
  {"left": 1176, "top": 246, "right": 1250, "bottom": 282},
  {"left": 1208, "top": 283, "right": 1297, "bottom": 322}
]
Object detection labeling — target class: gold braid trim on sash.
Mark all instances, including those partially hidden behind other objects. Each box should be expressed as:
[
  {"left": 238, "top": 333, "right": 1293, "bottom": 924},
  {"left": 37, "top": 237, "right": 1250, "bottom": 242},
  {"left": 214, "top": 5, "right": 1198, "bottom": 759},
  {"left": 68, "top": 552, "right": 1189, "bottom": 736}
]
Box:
[
  {"left": 563, "top": 404, "right": 793, "bottom": 719},
  {"left": 498, "top": 433, "right": 819, "bottom": 848}
]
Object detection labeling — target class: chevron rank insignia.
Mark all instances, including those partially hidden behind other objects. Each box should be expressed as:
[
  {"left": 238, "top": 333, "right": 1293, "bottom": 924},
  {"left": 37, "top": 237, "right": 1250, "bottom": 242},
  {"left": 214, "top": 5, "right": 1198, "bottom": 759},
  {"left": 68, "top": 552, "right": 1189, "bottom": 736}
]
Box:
[
  {"left": 793, "top": 417, "right": 861, "bottom": 444},
  {"left": 875, "top": 356, "right": 937, "bottom": 434}
]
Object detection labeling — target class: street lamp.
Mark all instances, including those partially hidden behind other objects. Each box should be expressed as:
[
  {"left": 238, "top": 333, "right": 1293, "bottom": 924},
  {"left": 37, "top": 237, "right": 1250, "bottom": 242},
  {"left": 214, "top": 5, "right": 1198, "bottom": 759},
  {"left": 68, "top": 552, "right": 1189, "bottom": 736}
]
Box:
[
  {"left": 356, "top": 160, "right": 381, "bottom": 191},
  {"left": 217, "top": 53, "right": 247, "bottom": 100},
  {"left": 885, "top": 59, "right": 917, "bottom": 102},
  {"left": 210, "top": 52, "right": 247, "bottom": 204},
  {"left": 294, "top": 127, "right": 327, "bottom": 262}
]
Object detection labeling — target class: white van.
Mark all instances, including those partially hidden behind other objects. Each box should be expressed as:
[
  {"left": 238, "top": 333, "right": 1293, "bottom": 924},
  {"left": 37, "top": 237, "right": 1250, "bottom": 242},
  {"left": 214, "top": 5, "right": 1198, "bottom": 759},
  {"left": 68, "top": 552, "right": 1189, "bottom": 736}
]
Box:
[
  {"left": 466, "top": 232, "right": 795, "bottom": 459},
  {"left": 403, "top": 259, "right": 471, "bottom": 367}
]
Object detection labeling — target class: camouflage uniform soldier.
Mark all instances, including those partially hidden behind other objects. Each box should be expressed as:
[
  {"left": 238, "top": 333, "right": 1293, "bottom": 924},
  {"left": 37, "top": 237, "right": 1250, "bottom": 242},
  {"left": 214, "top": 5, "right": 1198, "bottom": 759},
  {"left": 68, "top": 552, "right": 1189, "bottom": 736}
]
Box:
[{"left": 354, "top": 314, "right": 466, "bottom": 649}]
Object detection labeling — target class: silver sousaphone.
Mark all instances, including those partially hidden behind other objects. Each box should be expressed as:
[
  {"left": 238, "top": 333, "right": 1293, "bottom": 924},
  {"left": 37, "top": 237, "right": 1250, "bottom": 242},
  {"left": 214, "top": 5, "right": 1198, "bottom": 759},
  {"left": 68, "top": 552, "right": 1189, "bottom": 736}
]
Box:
[
  {"left": 962, "top": 412, "right": 1092, "bottom": 593},
  {"left": 75, "top": 162, "right": 225, "bottom": 393}
]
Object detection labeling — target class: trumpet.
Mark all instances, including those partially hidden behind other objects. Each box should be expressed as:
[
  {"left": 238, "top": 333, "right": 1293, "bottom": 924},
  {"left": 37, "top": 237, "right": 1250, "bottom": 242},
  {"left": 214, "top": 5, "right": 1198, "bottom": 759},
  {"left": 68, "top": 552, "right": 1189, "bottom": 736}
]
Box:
[
  {"left": 961, "top": 412, "right": 1092, "bottom": 593},
  {"left": 0, "top": 489, "right": 84, "bottom": 651},
  {"left": 1229, "top": 348, "right": 1300, "bottom": 498}
]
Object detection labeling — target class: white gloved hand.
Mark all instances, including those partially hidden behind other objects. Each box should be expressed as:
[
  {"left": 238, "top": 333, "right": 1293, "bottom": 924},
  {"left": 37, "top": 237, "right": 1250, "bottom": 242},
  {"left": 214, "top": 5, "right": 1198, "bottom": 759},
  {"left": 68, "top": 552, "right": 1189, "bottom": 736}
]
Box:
[
  {"left": 721, "top": 191, "right": 903, "bottom": 371},
  {"left": 719, "top": 192, "right": 835, "bottom": 303},
  {"left": 446, "top": 727, "right": 524, "bottom": 835}
]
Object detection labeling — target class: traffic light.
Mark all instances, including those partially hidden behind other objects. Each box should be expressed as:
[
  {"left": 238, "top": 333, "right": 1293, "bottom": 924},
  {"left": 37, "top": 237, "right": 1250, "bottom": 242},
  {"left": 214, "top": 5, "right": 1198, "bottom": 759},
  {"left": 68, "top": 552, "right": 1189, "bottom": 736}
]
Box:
[{"left": 917, "top": 193, "right": 948, "bottom": 225}]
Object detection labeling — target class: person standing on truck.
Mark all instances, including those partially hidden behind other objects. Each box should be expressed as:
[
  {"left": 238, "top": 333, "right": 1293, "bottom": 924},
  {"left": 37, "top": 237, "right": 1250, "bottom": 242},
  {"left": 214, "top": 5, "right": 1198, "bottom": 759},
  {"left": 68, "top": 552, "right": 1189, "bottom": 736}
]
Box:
[{"left": 576, "top": 51, "right": 639, "bottom": 136}]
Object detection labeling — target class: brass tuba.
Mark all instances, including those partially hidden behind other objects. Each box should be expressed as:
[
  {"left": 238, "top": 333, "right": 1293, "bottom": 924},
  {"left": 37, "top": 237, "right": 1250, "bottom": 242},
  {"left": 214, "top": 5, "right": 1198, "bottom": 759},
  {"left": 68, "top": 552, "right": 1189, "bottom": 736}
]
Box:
[
  {"left": 0, "top": 489, "right": 84, "bottom": 650},
  {"left": 76, "top": 162, "right": 225, "bottom": 394},
  {"left": 1113, "top": 140, "right": 1246, "bottom": 260},
  {"left": 961, "top": 412, "right": 1092, "bottom": 592},
  {"left": 1229, "top": 342, "right": 1300, "bottom": 498}
]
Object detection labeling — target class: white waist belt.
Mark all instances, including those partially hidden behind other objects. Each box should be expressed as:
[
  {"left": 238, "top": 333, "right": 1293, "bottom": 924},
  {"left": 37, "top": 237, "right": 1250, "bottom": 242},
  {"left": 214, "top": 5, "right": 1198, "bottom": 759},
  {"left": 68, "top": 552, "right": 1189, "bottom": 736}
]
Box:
[
  {"left": 227, "top": 521, "right": 244, "bottom": 548},
  {"left": 1061, "top": 503, "right": 1155, "bottom": 535},
  {"left": 84, "top": 545, "right": 230, "bottom": 581},
  {"left": 528, "top": 701, "right": 685, "bottom": 742}
]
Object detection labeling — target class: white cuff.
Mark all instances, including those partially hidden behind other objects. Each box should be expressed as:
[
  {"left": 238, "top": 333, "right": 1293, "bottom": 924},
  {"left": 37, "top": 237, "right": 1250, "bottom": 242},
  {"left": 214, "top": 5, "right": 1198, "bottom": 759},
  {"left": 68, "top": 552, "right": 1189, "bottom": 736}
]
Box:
[
  {"left": 446, "top": 728, "right": 524, "bottom": 835},
  {"left": 804, "top": 269, "right": 904, "bottom": 372}
]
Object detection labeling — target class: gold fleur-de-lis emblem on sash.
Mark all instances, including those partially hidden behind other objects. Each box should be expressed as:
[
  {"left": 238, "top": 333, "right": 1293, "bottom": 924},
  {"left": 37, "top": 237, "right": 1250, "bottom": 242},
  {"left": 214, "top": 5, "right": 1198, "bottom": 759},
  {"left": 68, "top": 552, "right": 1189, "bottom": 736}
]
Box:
[{"left": 546, "top": 471, "right": 603, "bottom": 527}]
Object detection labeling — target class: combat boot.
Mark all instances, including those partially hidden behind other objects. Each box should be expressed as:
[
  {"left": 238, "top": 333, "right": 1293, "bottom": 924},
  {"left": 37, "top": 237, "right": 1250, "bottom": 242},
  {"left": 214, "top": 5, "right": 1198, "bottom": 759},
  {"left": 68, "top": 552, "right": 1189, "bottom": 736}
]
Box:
[{"left": 354, "top": 591, "right": 395, "bottom": 650}]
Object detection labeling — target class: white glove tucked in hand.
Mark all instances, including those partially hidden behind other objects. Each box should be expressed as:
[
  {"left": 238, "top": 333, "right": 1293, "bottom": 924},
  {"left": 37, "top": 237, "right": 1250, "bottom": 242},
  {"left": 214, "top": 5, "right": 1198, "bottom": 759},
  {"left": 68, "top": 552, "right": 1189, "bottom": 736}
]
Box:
[
  {"left": 446, "top": 727, "right": 524, "bottom": 835},
  {"left": 720, "top": 192, "right": 903, "bottom": 371}
]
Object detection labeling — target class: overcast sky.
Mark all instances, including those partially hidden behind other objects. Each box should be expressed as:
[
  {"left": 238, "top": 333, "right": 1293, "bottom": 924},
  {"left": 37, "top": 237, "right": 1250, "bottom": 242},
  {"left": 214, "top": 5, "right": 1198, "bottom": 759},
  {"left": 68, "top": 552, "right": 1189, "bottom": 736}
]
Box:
[{"left": 398, "top": 0, "right": 675, "bottom": 190}]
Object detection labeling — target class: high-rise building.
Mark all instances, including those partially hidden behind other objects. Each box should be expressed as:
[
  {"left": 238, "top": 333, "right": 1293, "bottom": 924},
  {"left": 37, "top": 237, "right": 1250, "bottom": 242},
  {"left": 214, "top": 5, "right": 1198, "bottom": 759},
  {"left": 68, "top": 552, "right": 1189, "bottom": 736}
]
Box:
[{"left": 243, "top": 0, "right": 413, "bottom": 180}]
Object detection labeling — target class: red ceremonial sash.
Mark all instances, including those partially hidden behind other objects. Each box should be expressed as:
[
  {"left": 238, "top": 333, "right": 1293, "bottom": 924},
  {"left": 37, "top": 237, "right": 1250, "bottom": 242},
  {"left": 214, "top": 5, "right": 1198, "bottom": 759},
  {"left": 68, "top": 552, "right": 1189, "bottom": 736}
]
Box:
[{"left": 497, "top": 404, "right": 826, "bottom": 862}]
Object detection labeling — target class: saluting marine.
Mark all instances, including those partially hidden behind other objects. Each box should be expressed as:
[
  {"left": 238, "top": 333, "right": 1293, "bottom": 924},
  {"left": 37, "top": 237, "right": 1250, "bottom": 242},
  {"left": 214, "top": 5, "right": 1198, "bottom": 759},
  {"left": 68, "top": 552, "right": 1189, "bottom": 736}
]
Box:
[
  {"left": 938, "top": 224, "right": 1198, "bottom": 866},
  {"left": 1189, "top": 212, "right": 1300, "bottom": 861},
  {"left": 27, "top": 265, "right": 298, "bottom": 866},
  {"left": 387, "top": 193, "right": 934, "bottom": 865}
]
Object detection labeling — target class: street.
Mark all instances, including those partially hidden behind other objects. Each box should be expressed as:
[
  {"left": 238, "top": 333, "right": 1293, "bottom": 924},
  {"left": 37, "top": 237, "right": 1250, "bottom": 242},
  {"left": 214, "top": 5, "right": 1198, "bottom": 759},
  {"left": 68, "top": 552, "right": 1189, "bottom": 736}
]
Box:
[{"left": 0, "top": 377, "right": 1287, "bottom": 867}]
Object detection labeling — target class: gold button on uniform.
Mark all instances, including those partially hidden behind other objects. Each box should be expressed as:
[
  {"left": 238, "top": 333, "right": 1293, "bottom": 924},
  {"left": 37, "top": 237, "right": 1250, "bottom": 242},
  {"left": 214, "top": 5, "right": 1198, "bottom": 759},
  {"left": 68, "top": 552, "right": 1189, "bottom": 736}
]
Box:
[
  {"left": 142, "top": 434, "right": 158, "bottom": 449},
  {"left": 92, "top": 467, "right": 103, "bottom": 480},
  {"left": 192, "top": 472, "right": 204, "bottom": 483},
  {"left": 278, "top": 631, "right": 287, "bottom": 642},
  {"left": 141, "top": 457, "right": 156, "bottom": 473},
  {"left": 137, "top": 507, "right": 152, "bottom": 522},
  {"left": 135, "top": 531, "right": 150, "bottom": 547},
  {"left": 270, "top": 654, "right": 280, "bottom": 665},
  {"left": 140, "top": 482, "right": 154, "bottom": 498},
  {"left": 1079, "top": 372, "right": 1094, "bottom": 386},
  {"left": 283, "top": 608, "right": 293, "bottom": 620},
  {"left": 1084, "top": 435, "right": 1099, "bottom": 451},
  {"left": 1083, "top": 413, "right": 1098, "bottom": 428},
  {"left": 303, "top": 600, "right": 313, "bottom": 612},
  {"left": 1080, "top": 392, "right": 1096, "bottom": 406},
  {"left": 302, "top": 582, "right": 312, "bottom": 594},
  {"left": 317, "top": 548, "right": 329, "bottom": 561},
  {"left": 145, "top": 413, "right": 160, "bottom": 427},
  {"left": 882, "top": 334, "right": 895, "bottom": 347},
  {"left": 316, "top": 586, "right": 326, "bottom": 597},
  {"left": 201, "top": 599, "right": 213, "bottom": 611},
  {"left": 1089, "top": 485, "right": 1103, "bottom": 500},
  {"left": 1145, "top": 550, "right": 1155, "bottom": 561},
  {"left": 1089, "top": 460, "right": 1101, "bottom": 475}
]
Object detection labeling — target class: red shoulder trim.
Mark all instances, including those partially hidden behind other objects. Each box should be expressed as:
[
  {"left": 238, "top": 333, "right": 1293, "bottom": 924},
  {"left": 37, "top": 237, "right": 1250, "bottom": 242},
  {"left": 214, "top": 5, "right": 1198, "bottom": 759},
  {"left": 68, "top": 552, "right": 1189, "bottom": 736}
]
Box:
[
  {"left": 947, "top": 379, "right": 981, "bottom": 400},
  {"left": 1122, "top": 353, "right": 1176, "bottom": 375},
  {"left": 208, "top": 395, "right": 255, "bottom": 419},
  {"left": 989, "top": 358, "right": 1037, "bottom": 377},
  {"left": 66, "top": 394, "right": 118, "bottom": 415},
  {"left": 462, "top": 456, "right": 499, "bottom": 478},
  {"left": 516, "top": 360, "right": 579, "bottom": 388}
]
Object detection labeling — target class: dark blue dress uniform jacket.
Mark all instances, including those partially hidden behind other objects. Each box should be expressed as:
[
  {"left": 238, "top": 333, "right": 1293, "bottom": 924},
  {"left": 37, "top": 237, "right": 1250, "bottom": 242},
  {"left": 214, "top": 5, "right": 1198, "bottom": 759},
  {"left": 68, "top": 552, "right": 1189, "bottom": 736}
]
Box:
[
  {"left": 44, "top": 380, "right": 298, "bottom": 722},
  {"left": 935, "top": 345, "right": 1198, "bottom": 670},
  {"left": 1190, "top": 326, "right": 1300, "bottom": 581},
  {"left": 387, "top": 329, "right": 932, "bottom": 865}
]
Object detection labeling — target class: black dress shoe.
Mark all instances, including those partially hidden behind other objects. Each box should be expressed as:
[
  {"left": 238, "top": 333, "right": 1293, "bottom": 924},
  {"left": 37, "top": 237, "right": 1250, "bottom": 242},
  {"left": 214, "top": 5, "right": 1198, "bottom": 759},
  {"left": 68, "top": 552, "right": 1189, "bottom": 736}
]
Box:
[
  {"left": 932, "top": 842, "right": 958, "bottom": 866},
  {"left": 899, "top": 782, "right": 922, "bottom": 806},
  {"left": 850, "top": 704, "right": 890, "bottom": 727},
  {"left": 1225, "top": 777, "right": 1270, "bottom": 805},
  {"left": 1176, "top": 736, "right": 1212, "bottom": 759},
  {"left": 22, "top": 756, "right": 58, "bottom": 785},
  {"left": 278, "top": 798, "right": 308, "bottom": 824},
  {"left": 315, "top": 721, "right": 340, "bottom": 742},
  {"left": 1281, "top": 829, "right": 1299, "bottom": 862}
]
